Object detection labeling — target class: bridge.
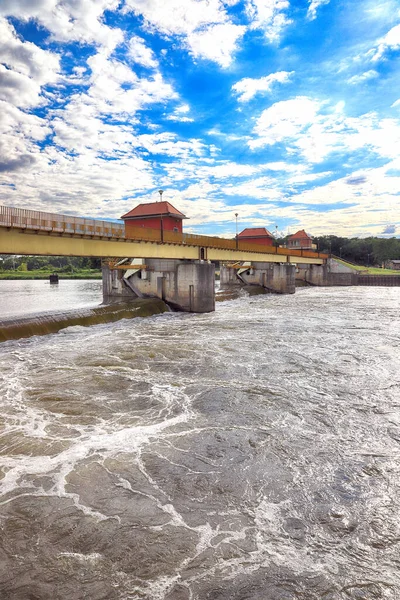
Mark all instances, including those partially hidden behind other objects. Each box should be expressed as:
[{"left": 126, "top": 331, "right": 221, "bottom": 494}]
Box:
[{"left": 0, "top": 205, "right": 329, "bottom": 312}]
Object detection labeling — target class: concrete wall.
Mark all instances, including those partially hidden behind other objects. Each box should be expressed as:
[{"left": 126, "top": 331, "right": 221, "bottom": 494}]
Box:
[
  {"left": 304, "top": 264, "right": 328, "bottom": 286},
  {"left": 328, "top": 272, "right": 358, "bottom": 286},
  {"left": 357, "top": 275, "right": 400, "bottom": 286},
  {"left": 103, "top": 260, "right": 215, "bottom": 313},
  {"left": 222, "top": 262, "right": 295, "bottom": 294},
  {"left": 220, "top": 265, "right": 243, "bottom": 286},
  {"left": 327, "top": 258, "right": 358, "bottom": 274},
  {"left": 102, "top": 265, "right": 134, "bottom": 299}
]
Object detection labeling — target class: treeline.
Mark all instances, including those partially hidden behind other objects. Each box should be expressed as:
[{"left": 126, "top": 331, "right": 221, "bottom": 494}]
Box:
[
  {"left": 0, "top": 255, "right": 101, "bottom": 272},
  {"left": 315, "top": 236, "right": 400, "bottom": 266},
  {"left": 277, "top": 236, "right": 400, "bottom": 266}
]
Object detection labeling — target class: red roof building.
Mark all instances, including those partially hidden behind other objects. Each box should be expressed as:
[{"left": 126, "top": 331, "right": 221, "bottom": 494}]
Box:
[
  {"left": 237, "top": 227, "right": 275, "bottom": 247},
  {"left": 121, "top": 201, "right": 187, "bottom": 237},
  {"left": 287, "top": 229, "right": 313, "bottom": 249}
]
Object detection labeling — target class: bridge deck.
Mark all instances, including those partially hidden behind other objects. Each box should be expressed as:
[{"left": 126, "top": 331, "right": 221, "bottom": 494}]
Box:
[{"left": 0, "top": 206, "right": 327, "bottom": 264}]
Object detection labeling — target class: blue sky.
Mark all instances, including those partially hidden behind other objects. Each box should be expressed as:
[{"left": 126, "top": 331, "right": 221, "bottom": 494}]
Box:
[{"left": 0, "top": 0, "right": 399, "bottom": 238}]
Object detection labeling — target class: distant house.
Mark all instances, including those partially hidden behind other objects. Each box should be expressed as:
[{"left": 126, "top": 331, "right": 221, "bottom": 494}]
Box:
[
  {"left": 388, "top": 260, "right": 400, "bottom": 270},
  {"left": 121, "top": 201, "right": 187, "bottom": 237},
  {"left": 237, "top": 227, "right": 275, "bottom": 247},
  {"left": 287, "top": 229, "right": 314, "bottom": 250}
]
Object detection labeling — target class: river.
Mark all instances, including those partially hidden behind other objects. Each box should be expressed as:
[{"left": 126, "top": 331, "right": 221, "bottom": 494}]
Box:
[{"left": 0, "top": 282, "right": 399, "bottom": 599}]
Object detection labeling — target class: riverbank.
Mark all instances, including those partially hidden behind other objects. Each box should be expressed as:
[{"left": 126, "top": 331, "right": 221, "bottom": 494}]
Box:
[
  {"left": 333, "top": 258, "right": 400, "bottom": 275},
  {"left": 0, "top": 270, "right": 102, "bottom": 280}
]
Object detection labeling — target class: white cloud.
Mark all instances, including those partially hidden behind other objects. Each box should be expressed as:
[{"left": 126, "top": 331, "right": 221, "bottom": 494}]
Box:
[
  {"left": 0, "top": 18, "right": 60, "bottom": 84},
  {"left": 198, "top": 162, "right": 265, "bottom": 179},
  {"left": 137, "top": 132, "right": 207, "bottom": 158},
  {"left": 78, "top": 51, "right": 178, "bottom": 116},
  {"left": 307, "top": 0, "right": 330, "bottom": 21},
  {"left": 347, "top": 69, "right": 378, "bottom": 85},
  {"left": 124, "top": 0, "right": 246, "bottom": 68},
  {"left": 166, "top": 104, "right": 194, "bottom": 122},
  {"left": 246, "top": 0, "right": 291, "bottom": 41},
  {"left": 0, "top": 99, "right": 50, "bottom": 179},
  {"left": 250, "top": 96, "right": 321, "bottom": 148},
  {"left": 123, "top": 0, "right": 228, "bottom": 36},
  {"left": 284, "top": 166, "right": 400, "bottom": 236},
  {"left": 0, "top": 17, "right": 60, "bottom": 109},
  {"left": 370, "top": 23, "right": 400, "bottom": 61},
  {"left": 249, "top": 97, "right": 400, "bottom": 164},
  {"left": 0, "top": 0, "right": 123, "bottom": 52},
  {"left": 232, "top": 70, "right": 293, "bottom": 102},
  {"left": 0, "top": 64, "right": 44, "bottom": 108},
  {"left": 187, "top": 22, "right": 246, "bottom": 67},
  {"left": 128, "top": 35, "right": 158, "bottom": 68}
]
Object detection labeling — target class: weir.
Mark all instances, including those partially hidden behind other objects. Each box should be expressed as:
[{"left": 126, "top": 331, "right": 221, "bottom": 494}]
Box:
[{"left": 0, "top": 204, "right": 329, "bottom": 314}]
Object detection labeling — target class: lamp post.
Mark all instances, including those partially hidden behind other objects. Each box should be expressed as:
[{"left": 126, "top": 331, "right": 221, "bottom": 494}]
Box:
[
  {"left": 340, "top": 246, "right": 342, "bottom": 258},
  {"left": 235, "top": 213, "right": 238, "bottom": 249},
  {"left": 159, "top": 189, "right": 164, "bottom": 243},
  {"left": 367, "top": 253, "right": 370, "bottom": 267}
]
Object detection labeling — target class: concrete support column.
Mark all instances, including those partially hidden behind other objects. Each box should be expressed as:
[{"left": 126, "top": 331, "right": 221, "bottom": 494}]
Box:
[
  {"left": 304, "top": 264, "right": 328, "bottom": 286},
  {"left": 102, "top": 264, "right": 134, "bottom": 300},
  {"left": 220, "top": 265, "right": 243, "bottom": 286},
  {"left": 102, "top": 259, "right": 215, "bottom": 313},
  {"left": 222, "top": 262, "right": 295, "bottom": 294}
]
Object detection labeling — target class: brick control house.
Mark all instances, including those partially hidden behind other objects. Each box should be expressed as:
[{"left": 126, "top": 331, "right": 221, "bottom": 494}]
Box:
[
  {"left": 121, "top": 201, "right": 187, "bottom": 238},
  {"left": 237, "top": 227, "right": 275, "bottom": 246},
  {"left": 287, "top": 229, "right": 314, "bottom": 250},
  {"left": 388, "top": 260, "right": 400, "bottom": 270}
]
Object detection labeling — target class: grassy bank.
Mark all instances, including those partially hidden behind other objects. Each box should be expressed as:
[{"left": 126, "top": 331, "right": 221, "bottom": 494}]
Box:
[
  {"left": 334, "top": 259, "right": 400, "bottom": 275},
  {"left": 0, "top": 270, "right": 102, "bottom": 280}
]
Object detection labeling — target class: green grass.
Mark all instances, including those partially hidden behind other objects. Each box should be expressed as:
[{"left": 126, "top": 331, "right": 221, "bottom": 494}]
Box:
[
  {"left": 334, "top": 258, "right": 400, "bottom": 275},
  {"left": 0, "top": 269, "right": 102, "bottom": 280}
]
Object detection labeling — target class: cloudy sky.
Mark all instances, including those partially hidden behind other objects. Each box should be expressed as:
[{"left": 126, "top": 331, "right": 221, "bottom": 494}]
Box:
[{"left": 0, "top": 0, "right": 400, "bottom": 238}]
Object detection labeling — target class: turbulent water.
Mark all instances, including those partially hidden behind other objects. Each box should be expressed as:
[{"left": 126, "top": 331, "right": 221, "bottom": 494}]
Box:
[{"left": 0, "top": 286, "right": 400, "bottom": 599}]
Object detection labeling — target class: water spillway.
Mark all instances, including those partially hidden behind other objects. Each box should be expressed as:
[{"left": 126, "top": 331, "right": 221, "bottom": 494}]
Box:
[{"left": 0, "top": 298, "right": 169, "bottom": 342}]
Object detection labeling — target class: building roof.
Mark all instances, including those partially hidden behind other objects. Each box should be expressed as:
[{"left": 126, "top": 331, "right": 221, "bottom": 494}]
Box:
[
  {"left": 390, "top": 260, "right": 400, "bottom": 263},
  {"left": 288, "top": 229, "right": 312, "bottom": 240},
  {"left": 238, "top": 227, "right": 274, "bottom": 238},
  {"left": 121, "top": 201, "right": 187, "bottom": 220}
]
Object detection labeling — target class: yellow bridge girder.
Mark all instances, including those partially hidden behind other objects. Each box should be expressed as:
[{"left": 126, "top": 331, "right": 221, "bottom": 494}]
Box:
[{"left": 0, "top": 227, "right": 325, "bottom": 265}]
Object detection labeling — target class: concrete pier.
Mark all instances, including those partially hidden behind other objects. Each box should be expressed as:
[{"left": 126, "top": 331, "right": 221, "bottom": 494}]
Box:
[
  {"left": 296, "top": 260, "right": 357, "bottom": 286},
  {"left": 103, "top": 259, "right": 215, "bottom": 313},
  {"left": 220, "top": 263, "right": 296, "bottom": 294}
]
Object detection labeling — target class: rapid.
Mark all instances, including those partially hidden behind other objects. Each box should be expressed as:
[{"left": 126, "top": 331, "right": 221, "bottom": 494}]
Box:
[{"left": 0, "top": 284, "right": 400, "bottom": 599}]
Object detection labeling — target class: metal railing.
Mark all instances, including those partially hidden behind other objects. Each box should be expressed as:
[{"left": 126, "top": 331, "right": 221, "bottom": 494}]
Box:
[
  {"left": 0, "top": 205, "right": 125, "bottom": 238},
  {"left": 0, "top": 205, "right": 328, "bottom": 259}
]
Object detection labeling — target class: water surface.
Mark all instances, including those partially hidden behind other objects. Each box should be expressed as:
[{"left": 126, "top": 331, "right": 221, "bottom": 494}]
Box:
[
  {"left": 0, "top": 279, "right": 102, "bottom": 319},
  {"left": 0, "top": 286, "right": 399, "bottom": 599}
]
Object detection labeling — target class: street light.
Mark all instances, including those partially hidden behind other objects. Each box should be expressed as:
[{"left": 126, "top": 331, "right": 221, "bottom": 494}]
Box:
[
  {"left": 235, "top": 213, "right": 238, "bottom": 249},
  {"left": 159, "top": 189, "right": 164, "bottom": 242},
  {"left": 340, "top": 246, "right": 342, "bottom": 258},
  {"left": 274, "top": 224, "right": 279, "bottom": 248}
]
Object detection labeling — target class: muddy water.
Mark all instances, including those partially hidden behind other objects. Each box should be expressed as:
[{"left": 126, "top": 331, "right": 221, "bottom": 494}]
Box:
[{"left": 0, "top": 286, "right": 400, "bottom": 599}]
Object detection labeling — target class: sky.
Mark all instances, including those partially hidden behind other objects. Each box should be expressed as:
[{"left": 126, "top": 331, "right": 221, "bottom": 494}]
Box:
[{"left": 0, "top": 0, "right": 400, "bottom": 238}]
